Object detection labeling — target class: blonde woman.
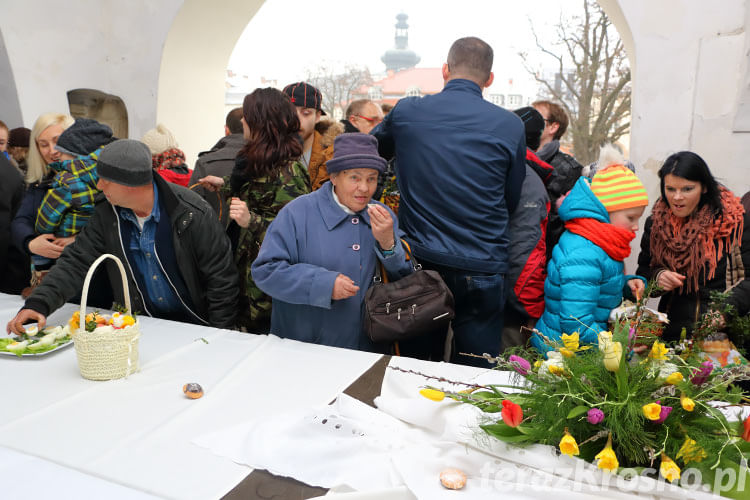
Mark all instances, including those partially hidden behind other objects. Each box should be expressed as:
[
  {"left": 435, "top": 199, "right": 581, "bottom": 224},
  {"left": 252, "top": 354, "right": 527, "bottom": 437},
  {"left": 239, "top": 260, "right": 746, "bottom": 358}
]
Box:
[{"left": 11, "top": 113, "right": 74, "bottom": 294}]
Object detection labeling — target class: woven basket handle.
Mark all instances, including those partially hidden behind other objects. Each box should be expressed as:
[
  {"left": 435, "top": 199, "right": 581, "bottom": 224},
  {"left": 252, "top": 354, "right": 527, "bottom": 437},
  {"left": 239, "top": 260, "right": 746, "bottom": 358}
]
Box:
[{"left": 78, "top": 253, "right": 131, "bottom": 333}]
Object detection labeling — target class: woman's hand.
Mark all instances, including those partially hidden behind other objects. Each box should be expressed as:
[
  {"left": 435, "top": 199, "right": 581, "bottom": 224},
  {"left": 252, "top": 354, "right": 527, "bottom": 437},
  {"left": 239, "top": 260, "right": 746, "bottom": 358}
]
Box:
[
  {"left": 656, "top": 270, "right": 686, "bottom": 292},
  {"left": 627, "top": 279, "right": 645, "bottom": 301},
  {"left": 197, "top": 175, "right": 225, "bottom": 192},
  {"left": 229, "top": 197, "right": 251, "bottom": 228},
  {"left": 28, "top": 234, "right": 64, "bottom": 259},
  {"left": 54, "top": 235, "right": 76, "bottom": 248},
  {"left": 368, "top": 204, "right": 395, "bottom": 251},
  {"left": 332, "top": 274, "right": 359, "bottom": 300}
]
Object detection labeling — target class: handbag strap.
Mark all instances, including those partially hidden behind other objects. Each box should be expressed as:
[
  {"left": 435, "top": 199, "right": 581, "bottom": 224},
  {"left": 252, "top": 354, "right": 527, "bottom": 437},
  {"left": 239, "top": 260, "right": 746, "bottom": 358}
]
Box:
[{"left": 373, "top": 239, "right": 421, "bottom": 283}]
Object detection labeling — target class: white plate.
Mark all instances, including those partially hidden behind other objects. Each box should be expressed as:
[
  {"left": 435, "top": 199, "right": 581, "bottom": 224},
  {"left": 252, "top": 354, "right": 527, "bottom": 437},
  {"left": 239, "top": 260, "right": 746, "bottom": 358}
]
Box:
[{"left": 0, "top": 339, "right": 74, "bottom": 357}]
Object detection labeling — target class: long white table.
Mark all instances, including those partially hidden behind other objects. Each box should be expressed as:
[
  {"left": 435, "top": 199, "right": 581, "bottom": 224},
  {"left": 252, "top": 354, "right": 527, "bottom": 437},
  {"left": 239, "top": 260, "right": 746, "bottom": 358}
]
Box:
[{"left": 0, "top": 293, "right": 381, "bottom": 499}]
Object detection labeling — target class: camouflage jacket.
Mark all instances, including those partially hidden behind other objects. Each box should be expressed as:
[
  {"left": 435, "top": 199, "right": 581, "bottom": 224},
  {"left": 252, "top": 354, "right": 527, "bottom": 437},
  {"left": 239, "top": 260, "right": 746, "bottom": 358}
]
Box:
[{"left": 223, "top": 159, "right": 310, "bottom": 332}]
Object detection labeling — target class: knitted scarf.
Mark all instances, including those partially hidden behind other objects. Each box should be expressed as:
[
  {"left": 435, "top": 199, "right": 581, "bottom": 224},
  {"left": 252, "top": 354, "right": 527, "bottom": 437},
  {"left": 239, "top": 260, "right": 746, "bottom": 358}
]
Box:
[
  {"left": 565, "top": 218, "right": 635, "bottom": 262},
  {"left": 648, "top": 187, "right": 744, "bottom": 293},
  {"left": 152, "top": 148, "right": 188, "bottom": 172}
]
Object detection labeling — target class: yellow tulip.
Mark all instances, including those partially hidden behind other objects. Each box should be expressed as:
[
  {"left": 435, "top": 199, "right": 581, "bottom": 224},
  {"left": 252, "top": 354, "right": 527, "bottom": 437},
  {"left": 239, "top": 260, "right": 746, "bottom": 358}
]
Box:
[
  {"left": 561, "top": 332, "right": 580, "bottom": 351},
  {"left": 559, "top": 430, "right": 579, "bottom": 456},
  {"left": 642, "top": 403, "right": 662, "bottom": 420},
  {"left": 680, "top": 393, "right": 695, "bottom": 412},
  {"left": 602, "top": 341, "right": 622, "bottom": 372},
  {"left": 665, "top": 372, "right": 684, "bottom": 385},
  {"left": 594, "top": 433, "right": 619, "bottom": 472},
  {"left": 419, "top": 389, "right": 445, "bottom": 402},
  {"left": 649, "top": 341, "right": 668, "bottom": 361},
  {"left": 676, "top": 436, "right": 707, "bottom": 464},
  {"left": 548, "top": 364, "right": 565, "bottom": 376},
  {"left": 597, "top": 331, "right": 613, "bottom": 351},
  {"left": 660, "top": 455, "right": 681, "bottom": 483},
  {"left": 533, "top": 359, "right": 543, "bottom": 370},
  {"left": 559, "top": 347, "right": 575, "bottom": 358}
]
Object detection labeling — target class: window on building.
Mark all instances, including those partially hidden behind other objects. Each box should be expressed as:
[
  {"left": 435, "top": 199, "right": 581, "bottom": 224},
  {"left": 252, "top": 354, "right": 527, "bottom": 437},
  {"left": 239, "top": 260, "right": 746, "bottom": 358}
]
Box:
[
  {"left": 368, "top": 86, "right": 383, "bottom": 101},
  {"left": 488, "top": 94, "right": 505, "bottom": 107},
  {"left": 507, "top": 94, "right": 522, "bottom": 108},
  {"left": 405, "top": 85, "right": 421, "bottom": 97},
  {"left": 67, "top": 89, "right": 129, "bottom": 138}
]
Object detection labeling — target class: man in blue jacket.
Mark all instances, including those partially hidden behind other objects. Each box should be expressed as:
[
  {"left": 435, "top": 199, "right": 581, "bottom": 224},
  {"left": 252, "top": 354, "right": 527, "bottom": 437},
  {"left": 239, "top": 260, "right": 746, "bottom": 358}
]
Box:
[{"left": 373, "top": 36, "right": 526, "bottom": 366}]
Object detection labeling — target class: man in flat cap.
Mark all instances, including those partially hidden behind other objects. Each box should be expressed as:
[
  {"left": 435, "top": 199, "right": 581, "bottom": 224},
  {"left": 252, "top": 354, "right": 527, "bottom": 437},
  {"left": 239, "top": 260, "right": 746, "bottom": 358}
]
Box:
[{"left": 7, "top": 139, "right": 239, "bottom": 333}]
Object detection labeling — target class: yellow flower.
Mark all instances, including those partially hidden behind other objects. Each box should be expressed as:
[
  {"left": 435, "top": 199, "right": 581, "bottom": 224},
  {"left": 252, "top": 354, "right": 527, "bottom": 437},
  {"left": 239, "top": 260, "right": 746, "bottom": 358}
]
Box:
[
  {"left": 548, "top": 364, "right": 565, "bottom": 376},
  {"left": 561, "top": 332, "right": 580, "bottom": 351},
  {"left": 419, "top": 388, "right": 445, "bottom": 402},
  {"left": 660, "top": 455, "right": 681, "bottom": 483},
  {"left": 559, "top": 347, "right": 575, "bottom": 358},
  {"left": 533, "top": 359, "right": 543, "bottom": 370},
  {"left": 649, "top": 341, "right": 668, "bottom": 361},
  {"left": 594, "top": 433, "right": 619, "bottom": 472},
  {"left": 559, "top": 430, "right": 579, "bottom": 456},
  {"left": 602, "top": 341, "right": 622, "bottom": 372},
  {"left": 676, "top": 436, "right": 707, "bottom": 464},
  {"left": 665, "top": 372, "right": 684, "bottom": 385},
  {"left": 642, "top": 403, "right": 662, "bottom": 420},
  {"left": 597, "top": 331, "right": 613, "bottom": 351},
  {"left": 121, "top": 315, "right": 135, "bottom": 327},
  {"left": 680, "top": 393, "right": 695, "bottom": 412},
  {"left": 69, "top": 311, "right": 80, "bottom": 330}
]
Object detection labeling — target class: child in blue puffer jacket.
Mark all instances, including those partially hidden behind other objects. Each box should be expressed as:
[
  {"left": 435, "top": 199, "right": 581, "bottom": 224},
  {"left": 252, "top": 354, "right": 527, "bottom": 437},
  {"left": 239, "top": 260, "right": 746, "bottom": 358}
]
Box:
[{"left": 532, "top": 146, "right": 649, "bottom": 355}]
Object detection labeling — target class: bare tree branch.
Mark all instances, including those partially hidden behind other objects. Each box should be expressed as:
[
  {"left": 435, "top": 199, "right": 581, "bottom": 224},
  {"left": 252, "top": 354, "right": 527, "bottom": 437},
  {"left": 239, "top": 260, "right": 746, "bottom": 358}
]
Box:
[{"left": 520, "top": 0, "right": 631, "bottom": 164}]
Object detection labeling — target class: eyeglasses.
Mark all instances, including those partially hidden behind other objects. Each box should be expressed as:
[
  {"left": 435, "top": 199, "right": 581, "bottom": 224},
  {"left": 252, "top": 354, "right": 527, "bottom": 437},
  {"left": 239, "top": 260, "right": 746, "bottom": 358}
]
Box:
[{"left": 355, "top": 115, "right": 383, "bottom": 124}]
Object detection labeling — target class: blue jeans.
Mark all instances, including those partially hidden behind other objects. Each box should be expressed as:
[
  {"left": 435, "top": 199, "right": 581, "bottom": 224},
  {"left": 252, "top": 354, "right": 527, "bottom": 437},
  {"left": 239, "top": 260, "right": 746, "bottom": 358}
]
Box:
[{"left": 423, "top": 261, "right": 506, "bottom": 368}]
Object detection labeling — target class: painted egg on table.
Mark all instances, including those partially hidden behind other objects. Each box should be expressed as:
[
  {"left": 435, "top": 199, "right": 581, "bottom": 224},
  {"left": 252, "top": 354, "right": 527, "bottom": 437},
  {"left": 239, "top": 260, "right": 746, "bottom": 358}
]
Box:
[
  {"left": 439, "top": 468, "right": 467, "bottom": 490},
  {"left": 183, "top": 383, "right": 203, "bottom": 399}
]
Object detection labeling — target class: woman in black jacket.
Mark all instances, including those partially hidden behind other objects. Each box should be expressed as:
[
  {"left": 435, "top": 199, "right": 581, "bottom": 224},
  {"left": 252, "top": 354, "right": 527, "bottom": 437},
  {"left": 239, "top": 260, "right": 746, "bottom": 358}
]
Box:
[{"left": 637, "top": 151, "right": 749, "bottom": 341}]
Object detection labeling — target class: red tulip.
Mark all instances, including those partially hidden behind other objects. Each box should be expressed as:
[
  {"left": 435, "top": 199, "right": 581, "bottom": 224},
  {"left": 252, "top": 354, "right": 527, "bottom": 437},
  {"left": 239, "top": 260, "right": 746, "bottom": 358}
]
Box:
[
  {"left": 742, "top": 416, "right": 750, "bottom": 442},
  {"left": 501, "top": 400, "right": 523, "bottom": 427}
]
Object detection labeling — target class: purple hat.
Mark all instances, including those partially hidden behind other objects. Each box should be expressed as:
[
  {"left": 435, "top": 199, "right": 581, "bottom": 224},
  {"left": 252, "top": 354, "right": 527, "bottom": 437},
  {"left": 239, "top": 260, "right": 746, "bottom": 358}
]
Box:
[{"left": 326, "top": 133, "right": 386, "bottom": 174}]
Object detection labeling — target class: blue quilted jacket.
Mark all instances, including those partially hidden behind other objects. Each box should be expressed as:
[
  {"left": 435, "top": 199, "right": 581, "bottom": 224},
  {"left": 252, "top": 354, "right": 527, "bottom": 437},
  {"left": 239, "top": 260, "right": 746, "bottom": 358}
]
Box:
[{"left": 531, "top": 176, "right": 643, "bottom": 354}]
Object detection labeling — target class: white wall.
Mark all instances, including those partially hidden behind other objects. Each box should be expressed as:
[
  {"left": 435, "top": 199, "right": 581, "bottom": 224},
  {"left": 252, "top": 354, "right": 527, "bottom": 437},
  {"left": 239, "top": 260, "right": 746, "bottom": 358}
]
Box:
[
  {"left": 0, "top": 1, "right": 183, "bottom": 140},
  {"left": 601, "top": 0, "right": 750, "bottom": 272}
]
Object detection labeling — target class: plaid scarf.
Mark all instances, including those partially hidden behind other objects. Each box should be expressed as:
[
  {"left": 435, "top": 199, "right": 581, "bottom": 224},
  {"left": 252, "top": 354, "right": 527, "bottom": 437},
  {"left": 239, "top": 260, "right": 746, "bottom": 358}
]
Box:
[{"left": 648, "top": 187, "right": 744, "bottom": 293}]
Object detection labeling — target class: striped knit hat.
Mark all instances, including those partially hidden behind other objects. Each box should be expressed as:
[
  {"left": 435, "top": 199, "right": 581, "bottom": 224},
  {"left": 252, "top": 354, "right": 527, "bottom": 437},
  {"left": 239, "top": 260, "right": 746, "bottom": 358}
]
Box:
[{"left": 590, "top": 164, "right": 649, "bottom": 212}]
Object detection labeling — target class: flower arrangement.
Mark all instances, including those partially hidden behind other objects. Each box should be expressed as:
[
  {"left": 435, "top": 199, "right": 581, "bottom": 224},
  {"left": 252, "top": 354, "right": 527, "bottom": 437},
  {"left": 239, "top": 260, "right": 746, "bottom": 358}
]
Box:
[
  {"left": 69, "top": 309, "right": 136, "bottom": 333},
  {"left": 420, "top": 320, "right": 750, "bottom": 497}
]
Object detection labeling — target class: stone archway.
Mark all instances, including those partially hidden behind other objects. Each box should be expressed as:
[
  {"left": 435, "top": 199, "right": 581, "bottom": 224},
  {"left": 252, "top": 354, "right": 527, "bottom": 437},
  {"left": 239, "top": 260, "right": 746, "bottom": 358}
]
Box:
[{"left": 156, "top": 0, "right": 264, "bottom": 164}]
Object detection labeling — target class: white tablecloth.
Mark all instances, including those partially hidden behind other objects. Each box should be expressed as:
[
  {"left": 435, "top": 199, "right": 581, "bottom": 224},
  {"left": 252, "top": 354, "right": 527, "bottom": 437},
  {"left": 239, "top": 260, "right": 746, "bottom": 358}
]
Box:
[{"left": 0, "top": 293, "right": 381, "bottom": 499}]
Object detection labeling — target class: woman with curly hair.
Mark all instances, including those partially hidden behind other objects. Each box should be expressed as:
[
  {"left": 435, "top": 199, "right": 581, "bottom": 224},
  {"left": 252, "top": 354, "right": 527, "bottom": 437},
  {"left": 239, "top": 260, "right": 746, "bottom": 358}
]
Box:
[
  {"left": 637, "top": 151, "right": 749, "bottom": 341},
  {"left": 199, "top": 88, "right": 310, "bottom": 333}
]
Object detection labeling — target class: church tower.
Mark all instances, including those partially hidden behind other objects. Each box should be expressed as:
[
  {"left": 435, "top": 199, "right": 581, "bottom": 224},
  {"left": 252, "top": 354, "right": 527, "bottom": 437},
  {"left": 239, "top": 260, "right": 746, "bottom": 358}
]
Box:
[{"left": 381, "top": 13, "right": 420, "bottom": 72}]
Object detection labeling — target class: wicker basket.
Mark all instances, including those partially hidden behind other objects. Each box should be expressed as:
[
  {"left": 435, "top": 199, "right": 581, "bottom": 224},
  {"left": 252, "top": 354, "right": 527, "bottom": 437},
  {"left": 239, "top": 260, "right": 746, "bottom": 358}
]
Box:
[{"left": 73, "top": 254, "right": 140, "bottom": 381}]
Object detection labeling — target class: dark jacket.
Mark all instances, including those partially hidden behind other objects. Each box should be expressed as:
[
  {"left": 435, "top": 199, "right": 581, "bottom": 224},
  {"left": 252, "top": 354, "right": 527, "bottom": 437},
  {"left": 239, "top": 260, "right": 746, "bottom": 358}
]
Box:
[
  {"left": 537, "top": 139, "right": 583, "bottom": 260},
  {"left": 372, "top": 78, "right": 526, "bottom": 273},
  {"left": 189, "top": 133, "right": 245, "bottom": 227},
  {"left": 506, "top": 153, "right": 551, "bottom": 320},
  {"left": 24, "top": 174, "right": 239, "bottom": 328},
  {"left": 0, "top": 155, "right": 29, "bottom": 293},
  {"left": 636, "top": 212, "right": 750, "bottom": 341},
  {"left": 340, "top": 119, "right": 359, "bottom": 133},
  {"left": 11, "top": 176, "right": 53, "bottom": 256}
]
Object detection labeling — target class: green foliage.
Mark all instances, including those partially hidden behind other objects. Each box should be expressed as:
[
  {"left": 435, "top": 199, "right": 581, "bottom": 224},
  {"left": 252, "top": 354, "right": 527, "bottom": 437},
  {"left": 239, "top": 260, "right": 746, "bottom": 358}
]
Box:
[{"left": 440, "top": 316, "right": 750, "bottom": 495}]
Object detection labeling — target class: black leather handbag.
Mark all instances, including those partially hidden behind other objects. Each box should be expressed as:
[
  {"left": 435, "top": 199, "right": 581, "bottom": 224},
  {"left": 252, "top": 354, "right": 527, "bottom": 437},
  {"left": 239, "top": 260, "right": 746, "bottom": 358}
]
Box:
[{"left": 364, "top": 247, "right": 455, "bottom": 343}]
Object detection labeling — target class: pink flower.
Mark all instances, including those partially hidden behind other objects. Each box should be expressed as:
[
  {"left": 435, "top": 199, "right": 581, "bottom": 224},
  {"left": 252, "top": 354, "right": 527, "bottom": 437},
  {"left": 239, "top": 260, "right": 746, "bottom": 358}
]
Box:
[
  {"left": 587, "top": 408, "right": 604, "bottom": 425},
  {"left": 508, "top": 355, "right": 531, "bottom": 376},
  {"left": 691, "top": 361, "right": 713, "bottom": 385},
  {"left": 655, "top": 400, "right": 672, "bottom": 424}
]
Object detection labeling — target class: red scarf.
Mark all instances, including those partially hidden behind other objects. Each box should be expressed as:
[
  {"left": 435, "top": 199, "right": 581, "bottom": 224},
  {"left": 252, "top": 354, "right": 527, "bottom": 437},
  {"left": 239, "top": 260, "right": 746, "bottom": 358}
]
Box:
[{"left": 565, "top": 218, "right": 635, "bottom": 262}]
